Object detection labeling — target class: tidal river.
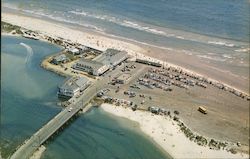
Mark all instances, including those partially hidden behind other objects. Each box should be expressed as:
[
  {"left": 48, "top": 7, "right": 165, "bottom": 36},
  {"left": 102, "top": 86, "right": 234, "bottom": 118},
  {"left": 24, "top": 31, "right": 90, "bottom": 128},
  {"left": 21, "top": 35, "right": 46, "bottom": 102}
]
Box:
[{"left": 0, "top": 36, "right": 169, "bottom": 159}]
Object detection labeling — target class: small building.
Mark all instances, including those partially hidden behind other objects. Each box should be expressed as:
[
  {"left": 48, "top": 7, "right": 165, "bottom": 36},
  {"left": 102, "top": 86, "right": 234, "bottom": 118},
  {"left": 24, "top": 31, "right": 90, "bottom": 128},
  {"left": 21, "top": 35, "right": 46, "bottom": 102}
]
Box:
[
  {"left": 115, "top": 73, "right": 131, "bottom": 84},
  {"left": 67, "top": 47, "right": 80, "bottom": 55},
  {"left": 58, "top": 76, "right": 91, "bottom": 99},
  {"left": 136, "top": 58, "right": 162, "bottom": 67},
  {"left": 77, "top": 45, "right": 88, "bottom": 54},
  {"left": 73, "top": 59, "right": 109, "bottom": 76},
  {"left": 51, "top": 54, "right": 68, "bottom": 65}
]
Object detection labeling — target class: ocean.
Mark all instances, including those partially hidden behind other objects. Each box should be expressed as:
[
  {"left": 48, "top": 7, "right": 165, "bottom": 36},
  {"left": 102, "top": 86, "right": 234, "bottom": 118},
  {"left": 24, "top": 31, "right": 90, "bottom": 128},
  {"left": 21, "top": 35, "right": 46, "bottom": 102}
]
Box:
[
  {"left": 0, "top": 35, "right": 169, "bottom": 158},
  {"left": 2, "top": 0, "right": 250, "bottom": 80}
]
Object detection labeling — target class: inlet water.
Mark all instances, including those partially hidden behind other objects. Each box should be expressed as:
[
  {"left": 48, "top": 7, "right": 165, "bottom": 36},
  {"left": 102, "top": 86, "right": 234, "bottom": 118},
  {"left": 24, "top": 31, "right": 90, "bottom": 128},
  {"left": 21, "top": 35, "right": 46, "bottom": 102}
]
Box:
[
  {"left": 1, "top": 36, "right": 169, "bottom": 159},
  {"left": 41, "top": 107, "right": 169, "bottom": 159},
  {"left": 1, "top": 36, "right": 63, "bottom": 158}
]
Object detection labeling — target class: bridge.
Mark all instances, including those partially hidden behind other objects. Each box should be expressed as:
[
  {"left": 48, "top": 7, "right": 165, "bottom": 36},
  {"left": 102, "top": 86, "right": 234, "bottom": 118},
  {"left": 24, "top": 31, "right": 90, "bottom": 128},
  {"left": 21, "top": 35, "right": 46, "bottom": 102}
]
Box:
[
  {"left": 10, "top": 59, "right": 145, "bottom": 159},
  {"left": 10, "top": 81, "right": 102, "bottom": 159}
]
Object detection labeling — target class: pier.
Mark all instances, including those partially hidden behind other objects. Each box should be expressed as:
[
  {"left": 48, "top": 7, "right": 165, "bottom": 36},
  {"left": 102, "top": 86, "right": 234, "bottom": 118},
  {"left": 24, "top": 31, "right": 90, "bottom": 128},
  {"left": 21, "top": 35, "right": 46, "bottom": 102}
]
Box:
[{"left": 10, "top": 81, "right": 102, "bottom": 159}]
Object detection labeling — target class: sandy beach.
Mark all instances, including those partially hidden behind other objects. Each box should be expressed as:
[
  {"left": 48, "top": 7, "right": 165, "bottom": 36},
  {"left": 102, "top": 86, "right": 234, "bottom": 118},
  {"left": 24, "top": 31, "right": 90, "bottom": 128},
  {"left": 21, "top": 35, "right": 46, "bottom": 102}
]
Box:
[
  {"left": 2, "top": 11, "right": 249, "bottom": 94},
  {"left": 101, "top": 103, "right": 248, "bottom": 159}
]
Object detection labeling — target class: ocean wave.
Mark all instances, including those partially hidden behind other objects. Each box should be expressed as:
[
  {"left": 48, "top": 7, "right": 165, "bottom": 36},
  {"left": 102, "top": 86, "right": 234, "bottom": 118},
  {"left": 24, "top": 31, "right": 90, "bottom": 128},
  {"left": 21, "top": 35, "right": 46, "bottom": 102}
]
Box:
[
  {"left": 222, "top": 54, "right": 233, "bottom": 59},
  {"left": 68, "top": 10, "right": 190, "bottom": 40},
  {"left": 176, "top": 36, "right": 185, "bottom": 39},
  {"left": 22, "top": 9, "right": 105, "bottom": 32},
  {"left": 69, "top": 10, "right": 168, "bottom": 36},
  {"left": 4, "top": 5, "right": 244, "bottom": 52},
  {"left": 52, "top": 15, "right": 105, "bottom": 32},
  {"left": 235, "top": 48, "right": 250, "bottom": 53},
  {"left": 122, "top": 20, "right": 167, "bottom": 36},
  {"left": 197, "top": 55, "right": 226, "bottom": 62},
  {"left": 69, "top": 10, "right": 88, "bottom": 16},
  {"left": 207, "top": 41, "right": 235, "bottom": 47}
]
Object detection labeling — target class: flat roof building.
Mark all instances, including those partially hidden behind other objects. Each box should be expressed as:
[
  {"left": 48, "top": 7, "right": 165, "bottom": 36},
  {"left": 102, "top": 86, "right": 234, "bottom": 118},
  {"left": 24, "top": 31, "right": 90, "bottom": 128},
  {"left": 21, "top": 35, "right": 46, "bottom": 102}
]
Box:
[
  {"left": 58, "top": 76, "right": 91, "bottom": 99},
  {"left": 94, "top": 49, "right": 128, "bottom": 68},
  {"left": 73, "top": 49, "right": 128, "bottom": 76},
  {"left": 73, "top": 59, "right": 109, "bottom": 76},
  {"left": 115, "top": 73, "right": 131, "bottom": 84}
]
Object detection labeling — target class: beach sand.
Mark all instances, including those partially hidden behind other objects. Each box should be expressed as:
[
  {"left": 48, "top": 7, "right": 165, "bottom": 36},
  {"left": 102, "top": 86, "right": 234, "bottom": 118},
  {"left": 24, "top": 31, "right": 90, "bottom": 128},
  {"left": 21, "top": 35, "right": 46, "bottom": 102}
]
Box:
[
  {"left": 2, "top": 11, "right": 249, "bottom": 94},
  {"left": 101, "top": 103, "right": 249, "bottom": 159}
]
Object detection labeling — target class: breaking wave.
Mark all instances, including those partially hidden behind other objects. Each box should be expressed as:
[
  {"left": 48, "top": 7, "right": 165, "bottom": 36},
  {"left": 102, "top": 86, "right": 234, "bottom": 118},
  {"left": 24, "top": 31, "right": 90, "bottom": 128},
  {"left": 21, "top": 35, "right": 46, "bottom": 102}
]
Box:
[
  {"left": 5, "top": 4, "right": 247, "bottom": 53},
  {"left": 196, "top": 55, "right": 226, "bottom": 62},
  {"left": 4, "top": 4, "right": 243, "bottom": 50},
  {"left": 207, "top": 41, "right": 235, "bottom": 47},
  {"left": 68, "top": 10, "right": 170, "bottom": 36},
  {"left": 68, "top": 10, "right": 190, "bottom": 41},
  {"left": 235, "top": 48, "right": 250, "bottom": 53}
]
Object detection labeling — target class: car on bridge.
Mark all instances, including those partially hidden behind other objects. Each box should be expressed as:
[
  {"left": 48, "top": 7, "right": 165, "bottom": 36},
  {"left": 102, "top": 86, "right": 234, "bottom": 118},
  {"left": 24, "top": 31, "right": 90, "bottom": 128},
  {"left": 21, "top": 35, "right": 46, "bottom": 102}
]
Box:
[{"left": 68, "top": 107, "right": 73, "bottom": 112}]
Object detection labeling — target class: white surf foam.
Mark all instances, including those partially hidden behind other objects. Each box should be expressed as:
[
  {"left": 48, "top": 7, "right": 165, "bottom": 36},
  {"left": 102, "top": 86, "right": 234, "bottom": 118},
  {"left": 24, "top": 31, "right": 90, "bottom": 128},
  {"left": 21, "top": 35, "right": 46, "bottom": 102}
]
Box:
[
  {"left": 222, "top": 54, "right": 233, "bottom": 59},
  {"left": 235, "top": 47, "right": 250, "bottom": 53},
  {"left": 197, "top": 55, "right": 226, "bottom": 62},
  {"left": 207, "top": 41, "right": 235, "bottom": 47},
  {"left": 68, "top": 10, "right": 190, "bottom": 40}
]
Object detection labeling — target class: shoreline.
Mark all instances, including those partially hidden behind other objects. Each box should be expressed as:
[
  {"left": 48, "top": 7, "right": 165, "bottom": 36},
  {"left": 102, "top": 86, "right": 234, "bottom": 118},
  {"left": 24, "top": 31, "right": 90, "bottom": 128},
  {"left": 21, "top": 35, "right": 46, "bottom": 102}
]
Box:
[
  {"left": 101, "top": 103, "right": 249, "bottom": 159},
  {"left": 2, "top": 7, "right": 249, "bottom": 94},
  {"left": 1, "top": 13, "right": 249, "bottom": 98}
]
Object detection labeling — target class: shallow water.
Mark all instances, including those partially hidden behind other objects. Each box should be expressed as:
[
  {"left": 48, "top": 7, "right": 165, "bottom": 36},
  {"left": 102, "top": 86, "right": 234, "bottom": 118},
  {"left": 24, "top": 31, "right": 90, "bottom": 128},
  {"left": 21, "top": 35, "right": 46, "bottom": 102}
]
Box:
[
  {"left": 41, "top": 107, "right": 169, "bottom": 159},
  {"left": 0, "top": 36, "right": 169, "bottom": 159}
]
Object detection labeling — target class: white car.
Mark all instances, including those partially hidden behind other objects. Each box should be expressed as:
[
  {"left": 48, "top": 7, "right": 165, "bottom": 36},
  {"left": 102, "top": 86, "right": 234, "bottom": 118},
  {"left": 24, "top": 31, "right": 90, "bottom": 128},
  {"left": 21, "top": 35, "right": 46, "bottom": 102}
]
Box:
[{"left": 68, "top": 107, "right": 73, "bottom": 112}]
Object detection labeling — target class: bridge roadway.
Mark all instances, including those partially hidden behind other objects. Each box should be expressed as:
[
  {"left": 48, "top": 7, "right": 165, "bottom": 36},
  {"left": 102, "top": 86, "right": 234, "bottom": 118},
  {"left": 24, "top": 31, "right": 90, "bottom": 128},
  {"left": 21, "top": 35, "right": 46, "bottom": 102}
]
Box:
[{"left": 10, "top": 78, "right": 107, "bottom": 159}]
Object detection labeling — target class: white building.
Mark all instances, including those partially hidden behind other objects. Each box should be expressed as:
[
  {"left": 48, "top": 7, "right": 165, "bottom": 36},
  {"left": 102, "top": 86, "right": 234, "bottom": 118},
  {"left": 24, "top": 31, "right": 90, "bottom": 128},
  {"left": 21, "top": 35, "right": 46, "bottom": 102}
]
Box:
[
  {"left": 73, "top": 49, "right": 128, "bottom": 76},
  {"left": 58, "top": 76, "right": 91, "bottom": 98},
  {"left": 73, "top": 59, "right": 109, "bottom": 76},
  {"left": 94, "top": 49, "right": 128, "bottom": 68},
  {"left": 67, "top": 47, "right": 80, "bottom": 55}
]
